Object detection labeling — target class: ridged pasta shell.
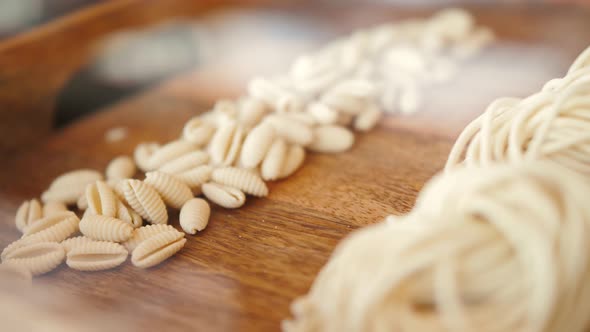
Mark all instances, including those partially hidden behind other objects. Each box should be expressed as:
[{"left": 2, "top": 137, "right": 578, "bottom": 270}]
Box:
[
  {"left": 238, "top": 97, "right": 268, "bottom": 129},
  {"left": 42, "top": 201, "right": 68, "bottom": 217},
  {"left": 120, "top": 179, "right": 168, "bottom": 225},
  {"left": 3, "top": 242, "right": 65, "bottom": 276},
  {"left": 176, "top": 165, "right": 213, "bottom": 195},
  {"left": 134, "top": 142, "right": 160, "bottom": 172},
  {"left": 279, "top": 145, "right": 306, "bottom": 179},
  {"left": 67, "top": 241, "right": 128, "bottom": 271},
  {"left": 0, "top": 262, "right": 32, "bottom": 285},
  {"left": 116, "top": 201, "right": 143, "bottom": 228},
  {"left": 15, "top": 199, "right": 42, "bottom": 232},
  {"left": 123, "top": 224, "right": 179, "bottom": 252},
  {"left": 179, "top": 198, "right": 210, "bottom": 234},
  {"left": 23, "top": 211, "right": 79, "bottom": 237},
  {"left": 131, "top": 231, "right": 186, "bottom": 269},
  {"left": 158, "top": 151, "right": 209, "bottom": 174},
  {"left": 202, "top": 182, "right": 246, "bottom": 209},
  {"left": 308, "top": 125, "right": 355, "bottom": 153},
  {"left": 353, "top": 103, "right": 382, "bottom": 132},
  {"left": 106, "top": 156, "right": 136, "bottom": 180},
  {"left": 144, "top": 172, "right": 193, "bottom": 209},
  {"left": 240, "top": 121, "right": 275, "bottom": 168},
  {"left": 307, "top": 102, "right": 339, "bottom": 125},
  {"left": 182, "top": 117, "right": 216, "bottom": 146},
  {"left": 41, "top": 169, "right": 103, "bottom": 205},
  {"left": 85, "top": 181, "right": 119, "bottom": 217},
  {"left": 264, "top": 114, "right": 313, "bottom": 146},
  {"left": 61, "top": 236, "right": 99, "bottom": 253},
  {"left": 147, "top": 140, "right": 196, "bottom": 171},
  {"left": 211, "top": 167, "right": 268, "bottom": 197},
  {"left": 208, "top": 122, "right": 244, "bottom": 166},
  {"left": 261, "top": 139, "right": 288, "bottom": 181},
  {"left": 79, "top": 215, "right": 133, "bottom": 242}
]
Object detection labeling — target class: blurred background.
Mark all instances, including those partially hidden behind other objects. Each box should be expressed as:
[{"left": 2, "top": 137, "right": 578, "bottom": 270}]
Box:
[{"left": 1, "top": 0, "right": 589, "bottom": 153}]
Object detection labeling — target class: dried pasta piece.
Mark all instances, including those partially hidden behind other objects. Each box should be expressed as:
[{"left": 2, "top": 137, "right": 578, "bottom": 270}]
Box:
[
  {"left": 123, "top": 224, "right": 179, "bottom": 252},
  {"left": 179, "top": 198, "right": 210, "bottom": 234},
  {"left": 320, "top": 80, "right": 376, "bottom": 115},
  {"left": 175, "top": 165, "right": 213, "bottom": 195},
  {"left": 105, "top": 156, "right": 136, "bottom": 181},
  {"left": 116, "top": 201, "right": 143, "bottom": 228},
  {"left": 238, "top": 97, "right": 268, "bottom": 129},
  {"left": 240, "top": 121, "right": 275, "bottom": 168},
  {"left": 308, "top": 125, "right": 355, "bottom": 153},
  {"left": 41, "top": 169, "right": 103, "bottom": 205},
  {"left": 208, "top": 121, "right": 244, "bottom": 166},
  {"left": 307, "top": 102, "right": 339, "bottom": 125},
  {"left": 279, "top": 144, "right": 306, "bottom": 179},
  {"left": 79, "top": 215, "right": 133, "bottom": 242},
  {"left": 134, "top": 142, "right": 160, "bottom": 172},
  {"left": 23, "top": 211, "right": 79, "bottom": 237},
  {"left": 261, "top": 139, "right": 288, "bottom": 181},
  {"left": 131, "top": 230, "right": 186, "bottom": 269},
  {"left": 42, "top": 201, "right": 68, "bottom": 217},
  {"left": 2, "top": 242, "right": 65, "bottom": 276},
  {"left": 0, "top": 262, "right": 32, "bottom": 285},
  {"left": 158, "top": 150, "right": 209, "bottom": 174},
  {"left": 144, "top": 172, "right": 193, "bottom": 209},
  {"left": 202, "top": 182, "right": 246, "bottom": 209},
  {"left": 148, "top": 140, "right": 196, "bottom": 171},
  {"left": 66, "top": 241, "right": 128, "bottom": 271},
  {"left": 85, "top": 181, "right": 119, "bottom": 217},
  {"left": 15, "top": 199, "right": 42, "bottom": 232},
  {"left": 182, "top": 117, "right": 216, "bottom": 146},
  {"left": 264, "top": 114, "right": 313, "bottom": 146},
  {"left": 353, "top": 103, "right": 381, "bottom": 131},
  {"left": 120, "top": 179, "right": 168, "bottom": 225},
  {"left": 60, "top": 236, "right": 99, "bottom": 253},
  {"left": 211, "top": 167, "right": 268, "bottom": 197}
]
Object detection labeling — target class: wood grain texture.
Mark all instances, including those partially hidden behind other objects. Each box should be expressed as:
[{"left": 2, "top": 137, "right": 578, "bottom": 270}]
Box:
[{"left": 1, "top": 3, "right": 590, "bottom": 332}]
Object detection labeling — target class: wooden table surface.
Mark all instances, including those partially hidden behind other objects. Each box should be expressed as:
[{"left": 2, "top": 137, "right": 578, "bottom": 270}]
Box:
[{"left": 1, "top": 2, "right": 590, "bottom": 331}]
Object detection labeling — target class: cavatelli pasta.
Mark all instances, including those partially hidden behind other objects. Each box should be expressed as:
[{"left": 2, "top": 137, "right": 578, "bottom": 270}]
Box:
[
  {"left": 238, "top": 97, "right": 268, "bottom": 129},
  {"left": 240, "top": 121, "right": 275, "bottom": 168},
  {"left": 131, "top": 230, "right": 186, "bottom": 268},
  {"left": 2, "top": 242, "right": 65, "bottom": 276},
  {"left": 279, "top": 144, "right": 306, "bottom": 179},
  {"left": 182, "top": 117, "right": 216, "bottom": 146},
  {"left": 211, "top": 167, "right": 268, "bottom": 197},
  {"left": 202, "top": 182, "right": 246, "bottom": 209},
  {"left": 15, "top": 199, "right": 42, "bottom": 232},
  {"left": 123, "top": 224, "right": 179, "bottom": 252},
  {"left": 66, "top": 241, "right": 128, "bottom": 271},
  {"left": 353, "top": 103, "right": 381, "bottom": 132},
  {"left": 116, "top": 201, "right": 143, "bottom": 228},
  {"left": 261, "top": 139, "right": 287, "bottom": 181},
  {"left": 208, "top": 121, "right": 244, "bottom": 166},
  {"left": 134, "top": 142, "right": 160, "bottom": 172},
  {"left": 79, "top": 215, "right": 133, "bottom": 242},
  {"left": 179, "top": 198, "right": 210, "bottom": 234},
  {"left": 264, "top": 114, "right": 313, "bottom": 146},
  {"left": 41, "top": 169, "right": 103, "bottom": 205},
  {"left": 144, "top": 172, "right": 193, "bottom": 209},
  {"left": 77, "top": 193, "right": 88, "bottom": 210},
  {"left": 60, "top": 236, "right": 99, "bottom": 253},
  {"left": 308, "top": 125, "right": 354, "bottom": 153},
  {"left": 158, "top": 151, "right": 209, "bottom": 174},
  {"left": 23, "top": 211, "right": 79, "bottom": 237},
  {"left": 120, "top": 179, "right": 168, "bottom": 225},
  {"left": 42, "top": 201, "right": 68, "bottom": 217},
  {"left": 175, "top": 165, "right": 213, "bottom": 195},
  {"left": 307, "top": 102, "right": 339, "bottom": 125},
  {"left": 148, "top": 140, "right": 197, "bottom": 171},
  {"left": 105, "top": 156, "right": 136, "bottom": 181},
  {"left": 85, "top": 181, "right": 119, "bottom": 217}
]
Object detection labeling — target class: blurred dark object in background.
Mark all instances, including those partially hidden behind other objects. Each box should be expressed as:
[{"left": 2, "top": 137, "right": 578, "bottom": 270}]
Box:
[{"left": 0, "top": 0, "right": 98, "bottom": 38}]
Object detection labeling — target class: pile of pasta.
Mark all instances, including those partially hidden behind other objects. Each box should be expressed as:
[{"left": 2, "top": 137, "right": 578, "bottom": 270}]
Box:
[
  {"left": 284, "top": 46, "right": 590, "bottom": 332},
  {"left": 0, "top": 8, "right": 492, "bottom": 281}
]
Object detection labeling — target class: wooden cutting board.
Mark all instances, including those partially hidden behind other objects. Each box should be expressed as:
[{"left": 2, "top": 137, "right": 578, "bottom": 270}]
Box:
[{"left": 1, "top": 2, "right": 590, "bottom": 331}]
